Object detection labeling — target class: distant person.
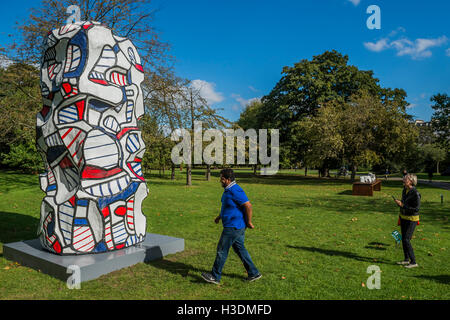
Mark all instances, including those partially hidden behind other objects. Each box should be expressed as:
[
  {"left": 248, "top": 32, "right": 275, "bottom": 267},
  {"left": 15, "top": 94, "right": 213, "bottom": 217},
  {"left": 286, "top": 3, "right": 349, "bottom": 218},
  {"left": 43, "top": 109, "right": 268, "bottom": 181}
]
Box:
[
  {"left": 394, "top": 173, "right": 421, "bottom": 268},
  {"left": 385, "top": 168, "right": 389, "bottom": 180},
  {"left": 402, "top": 169, "right": 408, "bottom": 177},
  {"left": 426, "top": 166, "right": 434, "bottom": 183},
  {"left": 201, "top": 169, "right": 262, "bottom": 284}
]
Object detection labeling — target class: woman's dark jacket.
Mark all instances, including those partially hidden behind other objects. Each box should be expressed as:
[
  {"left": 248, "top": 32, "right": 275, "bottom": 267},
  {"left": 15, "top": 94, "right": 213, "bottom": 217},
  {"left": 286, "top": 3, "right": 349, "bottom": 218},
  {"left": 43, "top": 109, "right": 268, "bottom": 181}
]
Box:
[{"left": 400, "top": 187, "right": 421, "bottom": 216}]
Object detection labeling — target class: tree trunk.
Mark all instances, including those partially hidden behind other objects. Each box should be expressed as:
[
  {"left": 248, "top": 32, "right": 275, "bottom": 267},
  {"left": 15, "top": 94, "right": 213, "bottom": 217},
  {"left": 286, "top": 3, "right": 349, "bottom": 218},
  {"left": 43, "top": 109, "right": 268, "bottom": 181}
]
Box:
[
  {"left": 304, "top": 167, "right": 308, "bottom": 177},
  {"left": 159, "top": 150, "right": 163, "bottom": 177},
  {"left": 351, "top": 165, "right": 357, "bottom": 181},
  {"left": 186, "top": 164, "right": 192, "bottom": 186},
  {"left": 171, "top": 164, "right": 175, "bottom": 180},
  {"left": 187, "top": 90, "right": 194, "bottom": 186},
  {"left": 253, "top": 164, "right": 257, "bottom": 175},
  {"left": 206, "top": 164, "right": 211, "bottom": 181}
]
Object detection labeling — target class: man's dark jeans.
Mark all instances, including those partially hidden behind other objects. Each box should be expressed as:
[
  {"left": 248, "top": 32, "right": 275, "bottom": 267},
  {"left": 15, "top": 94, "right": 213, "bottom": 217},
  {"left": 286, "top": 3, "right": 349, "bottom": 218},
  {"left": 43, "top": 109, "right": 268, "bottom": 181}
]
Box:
[
  {"left": 211, "top": 227, "right": 259, "bottom": 282},
  {"left": 400, "top": 218, "right": 417, "bottom": 264}
]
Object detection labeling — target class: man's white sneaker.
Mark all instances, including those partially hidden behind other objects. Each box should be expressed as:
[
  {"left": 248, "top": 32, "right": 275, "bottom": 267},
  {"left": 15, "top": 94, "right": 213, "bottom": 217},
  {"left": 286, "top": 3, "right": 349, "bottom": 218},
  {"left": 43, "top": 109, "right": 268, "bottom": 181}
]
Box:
[
  {"left": 201, "top": 272, "right": 220, "bottom": 284},
  {"left": 245, "top": 274, "right": 262, "bottom": 282}
]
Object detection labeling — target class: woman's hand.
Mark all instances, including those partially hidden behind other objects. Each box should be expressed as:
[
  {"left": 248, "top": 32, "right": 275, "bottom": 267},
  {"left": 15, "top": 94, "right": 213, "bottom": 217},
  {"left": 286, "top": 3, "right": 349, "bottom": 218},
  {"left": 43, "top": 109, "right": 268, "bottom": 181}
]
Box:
[{"left": 395, "top": 199, "right": 403, "bottom": 207}]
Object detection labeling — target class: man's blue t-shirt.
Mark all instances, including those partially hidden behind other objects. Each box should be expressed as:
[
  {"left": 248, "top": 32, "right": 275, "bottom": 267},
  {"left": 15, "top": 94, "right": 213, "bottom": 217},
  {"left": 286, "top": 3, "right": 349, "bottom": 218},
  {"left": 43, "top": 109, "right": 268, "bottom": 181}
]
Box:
[{"left": 220, "top": 181, "right": 249, "bottom": 229}]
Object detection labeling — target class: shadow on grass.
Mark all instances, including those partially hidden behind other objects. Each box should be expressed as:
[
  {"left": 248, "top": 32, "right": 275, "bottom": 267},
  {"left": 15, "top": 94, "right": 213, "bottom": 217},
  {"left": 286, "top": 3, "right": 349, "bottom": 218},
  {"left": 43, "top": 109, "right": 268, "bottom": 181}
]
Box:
[
  {"left": 287, "top": 245, "right": 395, "bottom": 265},
  {"left": 146, "top": 258, "right": 245, "bottom": 284},
  {"left": 274, "top": 194, "right": 449, "bottom": 227},
  {"left": 0, "top": 211, "right": 39, "bottom": 244},
  {"left": 0, "top": 170, "right": 40, "bottom": 193},
  {"left": 412, "top": 275, "right": 450, "bottom": 285},
  {"left": 365, "top": 242, "right": 391, "bottom": 251}
]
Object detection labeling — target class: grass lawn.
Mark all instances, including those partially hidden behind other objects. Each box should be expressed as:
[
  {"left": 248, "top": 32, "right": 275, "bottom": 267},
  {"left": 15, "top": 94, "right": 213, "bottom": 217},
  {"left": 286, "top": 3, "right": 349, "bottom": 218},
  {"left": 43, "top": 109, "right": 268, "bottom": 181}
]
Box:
[{"left": 0, "top": 168, "right": 449, "bottom": 300}]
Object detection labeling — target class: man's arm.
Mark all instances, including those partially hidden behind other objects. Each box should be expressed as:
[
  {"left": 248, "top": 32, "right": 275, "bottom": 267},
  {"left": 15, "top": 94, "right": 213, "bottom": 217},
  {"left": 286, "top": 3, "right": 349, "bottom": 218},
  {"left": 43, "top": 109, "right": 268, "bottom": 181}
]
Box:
[{"left": 242, "top": 201, "right": 254, "bottom": 229}]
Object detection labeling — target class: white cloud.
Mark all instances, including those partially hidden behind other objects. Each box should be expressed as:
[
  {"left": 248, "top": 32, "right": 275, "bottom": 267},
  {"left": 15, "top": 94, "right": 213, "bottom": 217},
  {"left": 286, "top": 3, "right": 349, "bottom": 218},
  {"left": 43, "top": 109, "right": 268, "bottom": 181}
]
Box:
[
  {"left": 364, "top": 34, "right": 449, "bottom": 59},
  {"left": 248, "top": 85, "right": 259, "bottom": 93},
  {"left": 364, "top": 38, "right": 389, "bottom": 52},
  {"left": 393, "top": 36, "right": 447, "bottom": 59},
  {"left": 190, "top": 79, "right": 224, "bottom": 105},
  {"left": 231, "top": 94, "right": 261, "bottom": 108},
  {"left": 407, "top": 103, "right": 417, "bottom": 109},
  {"left": 348, "top": 0, "right": 360, "bottom": 6},
  {"left": 446, "top": 48, "right": 450, "bottom": 57},
  {"left": 388, "top": 27, "right": 406, "bottom": 38}
]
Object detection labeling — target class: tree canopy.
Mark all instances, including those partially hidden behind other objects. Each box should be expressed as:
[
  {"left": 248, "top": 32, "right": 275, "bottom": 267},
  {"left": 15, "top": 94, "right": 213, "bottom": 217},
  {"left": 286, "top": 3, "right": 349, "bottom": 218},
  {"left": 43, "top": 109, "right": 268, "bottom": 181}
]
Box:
[
  {"left": 297, "top": 91, "right": 417, "bottom": 179},
  {"left": 238, "top": 50, "right": 414, "bottom": 175},
  {"left": 431, "top": 93, "right": 450, "bottom": 151},
  {"left": 13, "top": 0, "right": 169, "bottom": 69}
]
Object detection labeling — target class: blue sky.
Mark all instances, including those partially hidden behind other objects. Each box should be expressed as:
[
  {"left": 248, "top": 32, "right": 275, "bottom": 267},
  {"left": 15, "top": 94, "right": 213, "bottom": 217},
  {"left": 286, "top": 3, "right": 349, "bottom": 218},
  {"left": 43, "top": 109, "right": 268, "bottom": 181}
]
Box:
[{"left": 1, "top": 0, "right": 449, "bottom": 122}]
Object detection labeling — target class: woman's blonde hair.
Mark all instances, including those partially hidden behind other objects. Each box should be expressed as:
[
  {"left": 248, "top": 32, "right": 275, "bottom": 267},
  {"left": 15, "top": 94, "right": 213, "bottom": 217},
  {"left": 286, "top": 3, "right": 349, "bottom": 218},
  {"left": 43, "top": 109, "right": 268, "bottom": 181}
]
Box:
[{"left": 405, "top": 173, "right": 418, "bottom": 186}]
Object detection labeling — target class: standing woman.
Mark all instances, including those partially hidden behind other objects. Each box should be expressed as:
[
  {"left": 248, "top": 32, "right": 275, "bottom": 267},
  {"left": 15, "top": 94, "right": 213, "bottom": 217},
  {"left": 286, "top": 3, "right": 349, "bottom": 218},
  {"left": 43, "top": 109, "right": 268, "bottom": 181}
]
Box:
[{"left": 394, "top": 173, "right": 421, "bottom": 268}]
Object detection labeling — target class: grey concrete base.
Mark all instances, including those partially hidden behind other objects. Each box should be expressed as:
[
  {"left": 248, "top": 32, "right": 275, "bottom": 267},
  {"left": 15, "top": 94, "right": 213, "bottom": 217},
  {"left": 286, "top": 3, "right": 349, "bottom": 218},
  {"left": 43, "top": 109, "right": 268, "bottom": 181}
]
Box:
[{"left": 3, "top": 233, "right": 184, "bottom": 283}]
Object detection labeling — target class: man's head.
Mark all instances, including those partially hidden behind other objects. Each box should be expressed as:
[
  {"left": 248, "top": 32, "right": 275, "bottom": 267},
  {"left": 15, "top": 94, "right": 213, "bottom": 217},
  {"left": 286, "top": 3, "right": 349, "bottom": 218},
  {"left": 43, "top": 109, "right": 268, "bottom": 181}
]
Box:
[{"left": 220, "top": 168, "right": 235, "bottom": 188}]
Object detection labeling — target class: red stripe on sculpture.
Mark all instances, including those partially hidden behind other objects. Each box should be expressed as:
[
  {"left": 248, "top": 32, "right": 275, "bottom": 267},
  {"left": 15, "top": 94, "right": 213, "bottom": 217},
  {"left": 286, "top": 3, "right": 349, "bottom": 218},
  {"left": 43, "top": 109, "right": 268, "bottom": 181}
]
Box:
[
  {"left": 82, "top": 166, "right": 122, "bottom": 179},
  {"left": 116, "top": 127, "right": 139, "bottom": 140}
]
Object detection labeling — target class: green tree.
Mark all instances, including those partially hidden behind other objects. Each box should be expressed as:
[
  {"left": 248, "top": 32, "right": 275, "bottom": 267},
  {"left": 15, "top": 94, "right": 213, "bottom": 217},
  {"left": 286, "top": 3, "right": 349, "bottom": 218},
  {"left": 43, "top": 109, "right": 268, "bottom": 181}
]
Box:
[
  {"left": 254, "top": 50, "right": 409, "bottom": 170},
  {"left": 237, "top": 100, "right": 263, "bottom": 174},
  {"left": 0, "top": 63, "right": 42, "bottom": 172},
  {"left": 139, "top": 113, "right": 173, "bottom": 177},
  {"left": 237, "top": 99, "right": 264, "bottom": 131},
  {"left": 144, "top": 67, "right": 229, "bottom": 185},
  {"left": 297, "top": 91, "right": 417, "bottom": 180},
  {"left": 296, "top": 102, "right": 343, "bottom": 172},
  {"left": 430, "top": 93, "right": 449, "bottom": 151},
  {"left": 419, "top": 144, "right": 447, "bottom": 175}
]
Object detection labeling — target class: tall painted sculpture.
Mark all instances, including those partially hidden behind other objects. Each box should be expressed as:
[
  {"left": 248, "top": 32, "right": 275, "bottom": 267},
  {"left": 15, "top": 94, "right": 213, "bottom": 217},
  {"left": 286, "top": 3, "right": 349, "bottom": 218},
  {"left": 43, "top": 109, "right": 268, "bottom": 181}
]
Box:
[{"left": 36, "top": 21, "right": 147, "bottom": 255}]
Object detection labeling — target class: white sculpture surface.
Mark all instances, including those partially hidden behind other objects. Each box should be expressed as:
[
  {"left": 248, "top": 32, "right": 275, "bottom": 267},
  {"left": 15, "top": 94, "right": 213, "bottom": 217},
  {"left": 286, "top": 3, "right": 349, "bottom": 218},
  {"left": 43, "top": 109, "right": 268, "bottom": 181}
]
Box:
[{"left": 36, "top": 22, "right": 147, "bottom": 254}]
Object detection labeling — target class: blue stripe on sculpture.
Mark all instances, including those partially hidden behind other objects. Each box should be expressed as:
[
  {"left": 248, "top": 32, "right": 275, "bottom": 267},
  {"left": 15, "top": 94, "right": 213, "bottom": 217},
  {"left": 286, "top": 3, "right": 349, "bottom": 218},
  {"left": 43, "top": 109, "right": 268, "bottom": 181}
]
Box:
[
  {"left": 64, "top": 30, "right": 88, "bottom": 78},
  {"left": 76, "top": 199, "right": 88, "bottom": 206},
  {"left": 46, "top": 184, "right": 57, "bottom": 191},
  {"left": 98, "top": 181, "right": 140, "bottom": 209},
  {"left": 74, "top": 218, "right": 88, "bottom": 225}
]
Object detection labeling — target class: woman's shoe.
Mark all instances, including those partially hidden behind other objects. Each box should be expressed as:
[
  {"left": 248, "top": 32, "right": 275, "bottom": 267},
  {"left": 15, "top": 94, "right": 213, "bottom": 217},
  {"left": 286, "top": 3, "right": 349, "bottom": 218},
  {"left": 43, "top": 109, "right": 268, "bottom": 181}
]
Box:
[
  {"left": 396, "top": 260, "right": 409, "bottom": 265},
  {"left": 404, "top": 263, "right": 418, "bottom": 268}
]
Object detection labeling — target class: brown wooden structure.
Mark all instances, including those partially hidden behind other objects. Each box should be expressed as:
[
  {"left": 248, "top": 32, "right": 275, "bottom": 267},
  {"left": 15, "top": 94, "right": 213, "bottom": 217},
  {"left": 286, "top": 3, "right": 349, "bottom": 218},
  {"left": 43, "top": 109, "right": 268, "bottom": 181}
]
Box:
[{"left": 352, "top": 179, "right": 382, "bottom": 196}]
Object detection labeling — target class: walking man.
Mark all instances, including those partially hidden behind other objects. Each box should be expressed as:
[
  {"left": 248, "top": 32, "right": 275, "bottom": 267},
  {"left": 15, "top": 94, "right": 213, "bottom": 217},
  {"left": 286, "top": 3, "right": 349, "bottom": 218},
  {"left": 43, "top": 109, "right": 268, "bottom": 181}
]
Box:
[{"left": 201, "top": 168, "right": 262, "bottom": 284}]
